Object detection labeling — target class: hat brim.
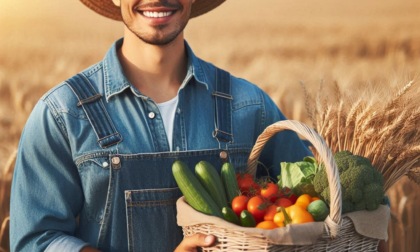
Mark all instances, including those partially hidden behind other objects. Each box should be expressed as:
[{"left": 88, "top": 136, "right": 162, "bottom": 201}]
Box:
[{"left": 80, "top": 0, "right": 226, "bottom": 21}]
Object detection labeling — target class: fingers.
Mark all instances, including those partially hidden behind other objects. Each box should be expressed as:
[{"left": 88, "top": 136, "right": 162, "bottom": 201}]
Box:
[{"left": 174, "top": 234, "right": 217, "bottom": 252}]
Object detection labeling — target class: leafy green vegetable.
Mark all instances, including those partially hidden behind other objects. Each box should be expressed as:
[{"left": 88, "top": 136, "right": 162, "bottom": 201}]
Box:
[{"left": 277, "top": 156, "right": 319, "bottom": 197}]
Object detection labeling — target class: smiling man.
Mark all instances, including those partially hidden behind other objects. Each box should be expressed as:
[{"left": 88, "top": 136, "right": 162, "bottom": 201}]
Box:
[{"left": 9, "top": 1, "right": 311, "bottom": 251}]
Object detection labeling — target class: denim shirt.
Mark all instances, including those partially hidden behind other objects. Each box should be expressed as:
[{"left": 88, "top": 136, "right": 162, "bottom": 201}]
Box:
[{"left": 10, "top": 39, "right": 311, "bottom": 251}]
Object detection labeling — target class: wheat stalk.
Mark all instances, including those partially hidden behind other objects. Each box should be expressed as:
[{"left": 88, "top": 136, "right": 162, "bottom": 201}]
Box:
[{"left": 306, "top": 80, "right": 420, "bottom": 191}]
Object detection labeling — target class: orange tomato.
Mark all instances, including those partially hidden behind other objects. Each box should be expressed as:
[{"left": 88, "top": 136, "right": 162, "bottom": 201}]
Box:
[
  {"left": 256, "top": 220, "right": 278, "bottom": 230},
  {"left": 294, "top": 194, "right": 312, "bottom": 209},
  {"left": 292, "top": 210, "right": 314, "bottom": 224},
  {"left": 287, "top": 204, "right": 314, "bottom": 224},
  {"left": 264, "top": 204, "right": 279, "bottom": 221}
]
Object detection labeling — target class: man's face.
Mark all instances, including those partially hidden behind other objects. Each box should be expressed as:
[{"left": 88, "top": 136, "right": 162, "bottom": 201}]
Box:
[{"left": 119, "top": 0, "right": 195, "bottom": 45}]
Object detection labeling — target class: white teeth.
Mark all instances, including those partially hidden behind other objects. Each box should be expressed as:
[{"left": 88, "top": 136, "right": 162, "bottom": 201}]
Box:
[{"left": 143, "top": 11, "right": 172, "bottom": 18}]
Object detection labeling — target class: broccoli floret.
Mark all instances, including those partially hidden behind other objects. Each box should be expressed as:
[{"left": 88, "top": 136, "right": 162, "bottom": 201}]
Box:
[
  {"left": 319, "top": 186, "right": 330, "bottom": 203},
  {"left": 333, "top": 150, "right": 353, "bottom": 173},
  {"left": 313, "top": 151, "right": 384, "bottom": 214},
  {"left": 353, "top": 199, "right": 365, "bottom": 211},
  {"left": 363, "top": 183, "right": 384, "bottom": 211},
  {"left": 313, "top": 167, "right": 328, "bottom": 193}
]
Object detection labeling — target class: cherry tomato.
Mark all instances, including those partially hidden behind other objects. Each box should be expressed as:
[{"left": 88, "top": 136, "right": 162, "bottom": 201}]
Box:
[
  {"left": 281, "top": 187, "right": 298, "bottom": 204},
  {"left": 275, "top": 197, "right": 293, "bottom": 208},
  {"left": 231, "top": 195, "right": 249, "bottom": 216},
  {"left": 247, "top": 195, "right": 269, "bottom": 223},
  {"left": 295, "top": 194, "right": 312, "bottom": 209},
  {"left": 236, "top": 173, "right": 260, "bottom": 196},
  {"left": 260, "top": 182, "right": 279, "bottom": 202},
  {"left": 264, "top": 204, "right": 280, "bottom": 221}
]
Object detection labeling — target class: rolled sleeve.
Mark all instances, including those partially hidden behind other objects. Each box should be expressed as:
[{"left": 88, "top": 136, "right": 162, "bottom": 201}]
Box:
[{"left": 46, "top": 235, "right": 89, "bottom": 252}]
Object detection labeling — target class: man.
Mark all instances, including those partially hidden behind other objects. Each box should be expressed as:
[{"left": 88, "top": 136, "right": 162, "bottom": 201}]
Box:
[{"left": 10, "top": 0, "right": 310, "bottom": 251}]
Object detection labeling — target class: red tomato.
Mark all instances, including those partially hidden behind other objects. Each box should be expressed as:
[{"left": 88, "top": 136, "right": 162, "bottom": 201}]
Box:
[
  {"left": 231, "top": 195, "right": 249, "bottom": 216},
  {"left": 281, "top": 187, "right": 298, "bottom": 204},
  {"left": 264, "top": 204, "right": 280, "bottom": 221},
  {"left": 275, "top": 197, "right": 293, "bottom": 208},
  {"left": 236, "top": 173, "right": 260, "bottom": 196},
  {"left": 247, "top": 195, "right": 269, "bottom": 223},
  {"left": 260, "top": 182, "right": 279, "bottom": 202}
]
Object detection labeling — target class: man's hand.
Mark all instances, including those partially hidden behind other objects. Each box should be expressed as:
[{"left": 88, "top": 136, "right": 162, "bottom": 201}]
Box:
[{"left": 174, "top": 234, "right": 217, "bottom": 252}]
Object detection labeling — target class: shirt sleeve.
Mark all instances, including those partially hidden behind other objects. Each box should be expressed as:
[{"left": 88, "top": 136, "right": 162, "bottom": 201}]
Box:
[
  {"left": 10, "top": 100, "right": 87, "bottom": 251},
  {"left": 45, "top": 235, "right": 89, "bottom": 252}
]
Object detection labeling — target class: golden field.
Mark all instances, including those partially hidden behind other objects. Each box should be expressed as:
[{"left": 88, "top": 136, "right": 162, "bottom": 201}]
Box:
[{"left": 1, "top": 0, "right": 419, "bottom": 251}]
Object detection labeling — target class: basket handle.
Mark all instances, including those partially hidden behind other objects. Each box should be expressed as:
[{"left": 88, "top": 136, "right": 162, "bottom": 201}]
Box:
[{"left": 246, "top": 120, "right": 342, "bottom": 237}]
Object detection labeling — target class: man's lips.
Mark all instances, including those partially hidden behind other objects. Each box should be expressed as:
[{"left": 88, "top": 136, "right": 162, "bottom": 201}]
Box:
[
  {"left": 142, "top": 10, "right": 174, "bottom": 18},
  {"left": 136, "top": 4, "right": 179, "bottom": 19}
]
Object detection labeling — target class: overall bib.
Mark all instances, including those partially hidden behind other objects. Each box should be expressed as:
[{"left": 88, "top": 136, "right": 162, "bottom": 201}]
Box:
[{"left": 67, "top": 69, "right": 247, "bottom": 251}]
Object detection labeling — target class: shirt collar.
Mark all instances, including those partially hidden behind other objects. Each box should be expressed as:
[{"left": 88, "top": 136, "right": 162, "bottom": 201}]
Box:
[{"left": 103, "top": 38, "right": 210, "bottom": 101}]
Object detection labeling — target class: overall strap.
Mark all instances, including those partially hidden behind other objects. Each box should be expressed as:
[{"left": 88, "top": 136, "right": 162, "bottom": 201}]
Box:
[
  {"left": 66, "top": 73, "right": 122, "bottom": 148},
  {"left": 212, "top": 68, "right": 233, "bottom": 144}
]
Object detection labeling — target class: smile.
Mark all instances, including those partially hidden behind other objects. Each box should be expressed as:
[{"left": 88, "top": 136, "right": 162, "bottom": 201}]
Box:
[{"left": 142, "top": 11, "right": 173, "bottom": 18}]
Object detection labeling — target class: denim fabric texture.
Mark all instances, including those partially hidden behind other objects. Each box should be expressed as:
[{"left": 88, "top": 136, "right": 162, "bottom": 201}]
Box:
[{"left": 10, "top": 39, "right": 311, "bottom": 252}]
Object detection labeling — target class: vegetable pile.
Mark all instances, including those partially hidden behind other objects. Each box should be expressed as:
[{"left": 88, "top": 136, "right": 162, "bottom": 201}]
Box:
[
  {"left": 172, "top": 158, "right": 328, "bottom": 230},
  {"left": 172, "top": 151, "right": 386, "bottom": 229}
]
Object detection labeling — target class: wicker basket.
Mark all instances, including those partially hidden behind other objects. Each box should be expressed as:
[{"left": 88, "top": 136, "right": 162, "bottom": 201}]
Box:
[{"left": 177, "top": 120, "right": 385, "bottom": 251}]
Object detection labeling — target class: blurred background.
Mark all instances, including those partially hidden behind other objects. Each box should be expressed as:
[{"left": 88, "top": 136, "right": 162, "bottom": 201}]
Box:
[{"left": 1, "top": 0, "right": 419, "bottom": 251}]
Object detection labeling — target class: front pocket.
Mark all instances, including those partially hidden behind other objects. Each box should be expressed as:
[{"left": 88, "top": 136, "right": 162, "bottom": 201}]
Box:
[
  {"left": 77, "top": 154, "right": 111, "bottom": 223},
  {"left": 125, "top": 187, "right": 183, "bottom": 252}
]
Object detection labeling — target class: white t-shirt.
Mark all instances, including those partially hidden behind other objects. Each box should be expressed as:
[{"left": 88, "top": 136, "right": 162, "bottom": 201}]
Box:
[{"left": 157, "top": 95, "right": 179, "bottom": 151}]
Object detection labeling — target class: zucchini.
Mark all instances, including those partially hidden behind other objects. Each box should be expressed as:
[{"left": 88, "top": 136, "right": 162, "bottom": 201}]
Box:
[
  {"left": 240, "top": 210, "right": 256, "bottom": 227},
  {"left": 195, "top": 161, "right": 228, "bottom": 209},
  {"left": 222, "top": 206, "right": 240, "bottom": 225},
  {"left": 221, "top": 162, "right": 240, "bottom": 203},
  {"left": 172, "top": 160, "right": 222, "bottom": 218}
]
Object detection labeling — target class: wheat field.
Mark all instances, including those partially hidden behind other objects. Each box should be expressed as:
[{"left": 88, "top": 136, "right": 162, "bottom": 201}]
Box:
[{"left": 1, "top": 0, "right": 419, "bottom": 251}]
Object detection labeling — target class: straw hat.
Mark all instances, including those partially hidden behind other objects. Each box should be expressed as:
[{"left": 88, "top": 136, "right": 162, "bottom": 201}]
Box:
[{"left": 80, "top": 0, "right": 226, "bottom": 21}]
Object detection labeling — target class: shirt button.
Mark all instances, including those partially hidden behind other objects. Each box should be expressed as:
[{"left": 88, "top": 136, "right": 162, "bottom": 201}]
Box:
[
  {"left": 148, "top": 112, "right": 156, "bottom": 119},
  {"left": 102, "top": 161, "right": 109, "bottom": 168},
  {"left": 177, "top": 108, "right": 181, "bottom": 114},
  {"left": 111, "top": 156, "right": 121, "bottom": 165}
]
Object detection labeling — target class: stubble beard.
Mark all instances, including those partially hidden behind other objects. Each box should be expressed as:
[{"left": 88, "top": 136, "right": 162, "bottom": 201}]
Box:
[{"left": 124, "top": 20, "right": 189, "bottom": 46}]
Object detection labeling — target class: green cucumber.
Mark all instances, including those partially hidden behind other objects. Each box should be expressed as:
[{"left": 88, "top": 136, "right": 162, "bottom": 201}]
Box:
[
  {"left": 240, "top": 210, "right": 256, "bottom": 227},
  {"left": 172, "top": 160, "right": 222, "bottom": 218},
  {"left": 195, "top": 161, "right": 228, "bottom": 209},
  {"left": 221, "top": 162, "right": 240, "bottom": 203},
  {"left": 222, "top": 206, "right": 240, "bottom": 225}
]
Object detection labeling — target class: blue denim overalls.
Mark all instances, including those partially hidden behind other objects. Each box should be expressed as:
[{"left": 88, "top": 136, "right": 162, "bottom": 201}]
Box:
[{"left": 66, "top": 69, "right": 241, "bottom": 251}]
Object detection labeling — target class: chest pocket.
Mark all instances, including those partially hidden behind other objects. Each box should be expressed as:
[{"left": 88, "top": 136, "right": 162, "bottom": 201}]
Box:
[{"left": 76, "top": 154, "right": 111, "bottom": 223}]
